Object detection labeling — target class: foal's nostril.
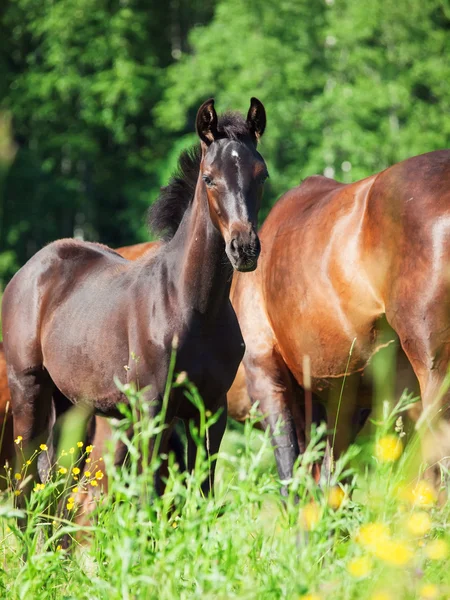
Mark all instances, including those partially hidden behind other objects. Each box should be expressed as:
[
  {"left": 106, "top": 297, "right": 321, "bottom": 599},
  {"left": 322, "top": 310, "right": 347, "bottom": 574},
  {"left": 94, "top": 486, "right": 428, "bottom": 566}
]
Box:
[{"left": 230, "top": 238, "right": 239, "bottom": 254}]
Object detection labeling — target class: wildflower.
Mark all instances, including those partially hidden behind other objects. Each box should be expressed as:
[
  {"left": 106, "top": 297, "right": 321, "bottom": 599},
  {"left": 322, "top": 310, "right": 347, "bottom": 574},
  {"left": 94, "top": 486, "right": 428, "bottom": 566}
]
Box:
[
  {"left": 425, "top": 539, "right": 448, "bottom": 561},
  {"left": 86, "top": 445, "right": 93, "bottom": 454},
  {"left": 72, "top": 467, "right": 80, "bottom": 476},
  {"left": 99, "top": 457, "right": 103, "bottom": 462},
  {"left": 327, "top": 486, "right": 345, "bottom": 510},
  {"left": 14, "top": 436, "right": 22, "bottom": 445},
  {"left": 56, "top": 545, "right": 62, "bottom": 551},
  {"left": 373, "top": 540, "right": 412, "bottom": 566},
  {"left": 14, "top": 490, "right": 21, "bottom": 496},
  {"left": 84, "top": 471, "right": 91, "bottom": 478},
  {"left": 34, "top": 483, "right": 45, "bottom": 491},
  {"left": 407, "top": 511, "right": 432, "bottom": 536},
  {"left": 39, "top": 444, "right": 48, "bottom": 452},
  {"left": 90, "top": 480, "right": 98, "bottom": 487},
  {"left": 356, "top": 522, "right": 390, "bottom": 550},
  {"left": 69, "top": 447, "right": 75, "bottom": 454},
  {"left": 26, "top": 460, "right": 31, "bottom": 466},
  {"left": 77, "top": 441, "right": 84, "bottom": 448},
  {"left": 58, "top": 467, "right": 68, "bottom": 475},
  {"left": 411, "top": 481, "right": 437, "bottom": 508},
  {"left": 73, "top": 487, "right": 79, "bottom": 493},
  {"left": 95, "top": 470, "right": 104, "bottom": 480},
  {"left": 300, "top": 503, "right": 321, "bottom": 531},
  {"left": 419, "top": 583, "right": 439, "bottom": 599},
  {"left": 375, "top": 435, "right": 403, "bottom": 462},
  {"left": 61, "top": 450, "right": 67, "bottom": 457},
  {"left": 85, "top": 458, "right": 91, "bottom": 463},
  {"left": 66, "top": 502, "right": 74, "bottom": 510},
  {"left": 14, "top": 473, "right": 22, "bottom": 481},
  {"left": 347, "top": 556, "right": 371, "bottom": 578}
]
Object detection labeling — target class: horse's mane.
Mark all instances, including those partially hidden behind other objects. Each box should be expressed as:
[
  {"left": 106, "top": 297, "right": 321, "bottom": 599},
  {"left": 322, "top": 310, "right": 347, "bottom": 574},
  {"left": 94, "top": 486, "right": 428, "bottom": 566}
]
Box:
[{"left": 148, "top": 112, "right": 253, "bottom": 241}]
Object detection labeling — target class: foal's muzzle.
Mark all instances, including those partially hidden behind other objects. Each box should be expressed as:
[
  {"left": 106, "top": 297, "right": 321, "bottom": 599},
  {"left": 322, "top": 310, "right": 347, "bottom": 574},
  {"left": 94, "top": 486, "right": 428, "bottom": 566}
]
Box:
[{"left": 226, "top": 227, "right": 261, "bottom": 272}]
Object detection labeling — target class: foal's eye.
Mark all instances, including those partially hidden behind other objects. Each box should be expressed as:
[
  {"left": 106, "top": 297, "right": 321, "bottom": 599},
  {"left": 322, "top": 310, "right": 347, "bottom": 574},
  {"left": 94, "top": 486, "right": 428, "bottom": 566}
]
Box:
[{"left": 202, "top": 175, "right": 213, "bottom": 187}]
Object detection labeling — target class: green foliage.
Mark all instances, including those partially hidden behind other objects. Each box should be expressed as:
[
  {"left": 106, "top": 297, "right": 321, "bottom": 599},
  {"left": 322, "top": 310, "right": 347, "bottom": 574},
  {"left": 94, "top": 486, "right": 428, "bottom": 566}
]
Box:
[{"left": 1, "top": 0, "right": 449, "bottom": 281}]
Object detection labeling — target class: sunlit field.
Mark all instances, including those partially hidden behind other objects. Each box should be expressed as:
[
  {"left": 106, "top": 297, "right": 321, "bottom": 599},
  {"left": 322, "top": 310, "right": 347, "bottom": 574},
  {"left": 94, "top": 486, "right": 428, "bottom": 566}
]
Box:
[{"left": 0, "top": 367, "right": 449, "bottom": 600}]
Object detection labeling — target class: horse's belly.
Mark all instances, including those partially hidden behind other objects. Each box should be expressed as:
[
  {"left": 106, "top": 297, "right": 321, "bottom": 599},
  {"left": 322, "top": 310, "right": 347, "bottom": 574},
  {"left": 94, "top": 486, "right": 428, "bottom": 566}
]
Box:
[{"left": 273, "top": 310, "right": 378, "bottom": 388}]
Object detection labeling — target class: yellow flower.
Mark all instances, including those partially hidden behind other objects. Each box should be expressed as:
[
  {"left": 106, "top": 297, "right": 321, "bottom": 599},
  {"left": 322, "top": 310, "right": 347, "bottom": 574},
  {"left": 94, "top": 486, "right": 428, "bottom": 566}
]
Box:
[
  {"left": 327, "top": 486, "right": 345, "bottom": 510},
  {"left": 26, "top": 460, "right": 31, "bottom": 466},
  {"left": 371, "top": 592, "right": 393, "bottom": 600},
  {"left": 14, "top": 490, "right": 21, "bottom": 496},
  {"left": 58, "top": 467, "right": 68, "bottom": 475},
  {"left": 14, "top": 473, "right": 22, "bottom": 481},
  {"left": 425, "top": 539, "right": 448, "bottom": 561},
  {"left": 300, "top": 503, "right": 321, "bottom": 531},
  {"left": 397, "top": 480, "right": 437, "bottom": 507},
  {"left": 77, "top": 442, "right": 84, "bottom": 448},
  {"left": 299, "top": 595, "right": 321, "bottom": 600},
  {"left": 375, "top": 435, "right": 403, "bottom": 462},
  {"left": 34, "top": 483, "right": 45, "bottom": 491},
  {"left": 419, "top": 583, "right": 439, "bottom": 599},
  {"left": 407, "top": 511, "right": 432, "bottom": 536},
  {"left": 14, "top": 436, "right": 23, "bottom": 445},
  {"left": 373, "top": 540, "right": 412, "bottom": 566},
  {"left": 72, "top": 467, "right": 80, "bottom": 476},
  {"left": 99, "top": 457, "right": 103, "bottom": 461},
  {"left": 356, "top": 522, "right": 390, "bottom": 550},
  {"left": 40, "top": 444, "right": 48, "bottom": 452},
  {"left": 84, "top": 471, "right": 91, "bottom": 478},
  {"left": 69, "top": 447, "right": 75, "bottom": 454},
  {"left": 85, "top": 458, "right": 91, "bottom": 463},
  {"left": 90, "top": 480, "right": 98, "bottom": 487},
  {"left": 86, "top": 445, "right": 93, "bottom": 454},
  {"left": 347, "top": 556, "right": 371, "bottom": 578},
  {"left": 56, "top": 545, "right": 62, "bottom": 551},
  {"left": 95, "top": 470, "right": 104, "bottom": 480},
  {"left": 73, "top": 487, "right": 79, "bottom": 493},
  {"left": 66, "top": 502, "right": 74, "bottom": 510}
]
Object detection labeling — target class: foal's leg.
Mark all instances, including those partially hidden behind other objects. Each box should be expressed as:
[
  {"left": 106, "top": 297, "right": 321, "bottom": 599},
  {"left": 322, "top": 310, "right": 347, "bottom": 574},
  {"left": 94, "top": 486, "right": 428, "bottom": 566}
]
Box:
[
  {"left": 244, "top": 350, "right": 300, "bottom": 494},
  {"left": 185, "top": 397, "right": 227, "bottom": 497},
  {"left": 8, "top": 367, "right": 55, "bottom": 504}
]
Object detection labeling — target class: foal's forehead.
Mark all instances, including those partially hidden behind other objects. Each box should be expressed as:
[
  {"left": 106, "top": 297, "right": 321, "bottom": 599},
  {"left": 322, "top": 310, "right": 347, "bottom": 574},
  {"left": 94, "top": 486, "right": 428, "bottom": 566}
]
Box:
[{"left": 204, "top": 139, "right": 265, "bottom": 173}]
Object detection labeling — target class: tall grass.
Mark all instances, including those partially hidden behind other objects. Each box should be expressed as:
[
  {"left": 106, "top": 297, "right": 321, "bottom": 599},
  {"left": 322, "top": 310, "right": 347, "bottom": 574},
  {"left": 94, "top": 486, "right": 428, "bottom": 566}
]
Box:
[{"left": 0, "top": 376, "right": 449, "bottom": 599}]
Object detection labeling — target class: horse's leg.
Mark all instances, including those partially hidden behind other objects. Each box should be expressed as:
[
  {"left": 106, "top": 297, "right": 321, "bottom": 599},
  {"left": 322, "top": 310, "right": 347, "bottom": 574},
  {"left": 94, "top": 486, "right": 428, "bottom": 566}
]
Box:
[
  {"left": 388, "top": 305, "right": 450, "bottom": 486},
  {"left": 322, "top": 373, "right": 360, "bottom": 486},
  {"left": 185, "top": 397, "right": 227, "bottom": 497},
  {"left": 244, "top": 351, "right": 300, "bottom": 495},
  {"left": 8, "top": 367, "right": 55, "bottom": 505}
]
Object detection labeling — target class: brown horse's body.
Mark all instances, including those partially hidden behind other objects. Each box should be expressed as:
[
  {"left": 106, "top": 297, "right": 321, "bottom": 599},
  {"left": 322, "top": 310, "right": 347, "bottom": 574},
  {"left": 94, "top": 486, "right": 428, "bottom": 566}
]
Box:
[
  {"left": 1, "top": 98, "right": 268, "bottom": 505},
  {"left": 231, "top": 150, "right": 450, "bottom": 485}
]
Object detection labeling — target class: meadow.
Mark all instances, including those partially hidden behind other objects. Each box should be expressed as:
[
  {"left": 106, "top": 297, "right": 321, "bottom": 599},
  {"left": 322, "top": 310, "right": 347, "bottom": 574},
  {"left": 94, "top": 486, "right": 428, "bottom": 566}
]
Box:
[{"left": 0, "top": 365, "right": 449, "bottom": 600}]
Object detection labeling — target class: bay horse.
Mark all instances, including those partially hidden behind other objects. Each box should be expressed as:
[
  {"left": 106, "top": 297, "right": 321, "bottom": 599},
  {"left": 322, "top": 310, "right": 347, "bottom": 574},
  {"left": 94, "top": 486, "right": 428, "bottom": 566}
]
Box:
[
  {"left": 230, "top": 150, "right": 450, "bottom": 489},
  {"left": 1, "top": 97, "right": 268, "bottom": 503}
]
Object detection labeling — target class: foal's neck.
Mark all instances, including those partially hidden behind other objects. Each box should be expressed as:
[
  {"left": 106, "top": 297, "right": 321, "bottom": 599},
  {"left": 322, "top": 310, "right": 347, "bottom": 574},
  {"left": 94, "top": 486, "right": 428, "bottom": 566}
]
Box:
[{"left": 175, "top": 178, "right": 232, "bottom": 319}]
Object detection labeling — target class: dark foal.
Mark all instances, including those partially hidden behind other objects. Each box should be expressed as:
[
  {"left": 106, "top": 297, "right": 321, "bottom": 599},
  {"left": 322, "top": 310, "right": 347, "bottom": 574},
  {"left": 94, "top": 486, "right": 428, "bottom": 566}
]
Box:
[
  {"left": 1, "top": 98, "right": 268, "bottom": 505},
  {"left": 230, "top": 150, "right": 450, "bottom": 490}
]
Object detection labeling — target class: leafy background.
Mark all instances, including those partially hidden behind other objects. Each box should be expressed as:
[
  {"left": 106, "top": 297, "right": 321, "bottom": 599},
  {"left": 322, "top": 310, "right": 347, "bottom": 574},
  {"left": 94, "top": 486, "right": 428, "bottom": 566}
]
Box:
[{"left": 0, "top": 0, "right": 449, "bottom": 285}]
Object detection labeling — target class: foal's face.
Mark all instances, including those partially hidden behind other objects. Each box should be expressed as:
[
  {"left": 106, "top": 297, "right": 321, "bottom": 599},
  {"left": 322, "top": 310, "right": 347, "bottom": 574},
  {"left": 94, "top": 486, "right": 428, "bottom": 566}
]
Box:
[
  {"left": 196, "top": 97, "right": 267, "bottom": 272},
  {"left": 201, "top": 140, "right": 267, "bottom": 272}
]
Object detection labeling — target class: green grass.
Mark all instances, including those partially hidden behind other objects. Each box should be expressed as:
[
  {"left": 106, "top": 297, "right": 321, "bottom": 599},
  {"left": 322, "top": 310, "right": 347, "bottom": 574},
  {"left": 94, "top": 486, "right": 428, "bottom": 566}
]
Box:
[{"left": 0, "top": 382, "right": 449, "bottom": 600}]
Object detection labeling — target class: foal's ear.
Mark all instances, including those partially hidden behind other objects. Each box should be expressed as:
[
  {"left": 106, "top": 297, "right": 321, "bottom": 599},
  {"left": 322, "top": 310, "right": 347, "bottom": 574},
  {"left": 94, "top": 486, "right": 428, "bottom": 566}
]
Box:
[
  {"left": 196, "top": 98, "right": 219, "bottom": 145},
  {"left": 246, "top": 97, "right": 266, "bottom": 144}
]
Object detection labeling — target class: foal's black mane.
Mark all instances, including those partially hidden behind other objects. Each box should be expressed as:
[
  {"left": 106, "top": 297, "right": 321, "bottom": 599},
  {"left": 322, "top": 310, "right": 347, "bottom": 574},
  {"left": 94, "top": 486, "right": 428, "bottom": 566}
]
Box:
[{"left": 148, "top": 112, "right": 254, "bottom": 241}]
